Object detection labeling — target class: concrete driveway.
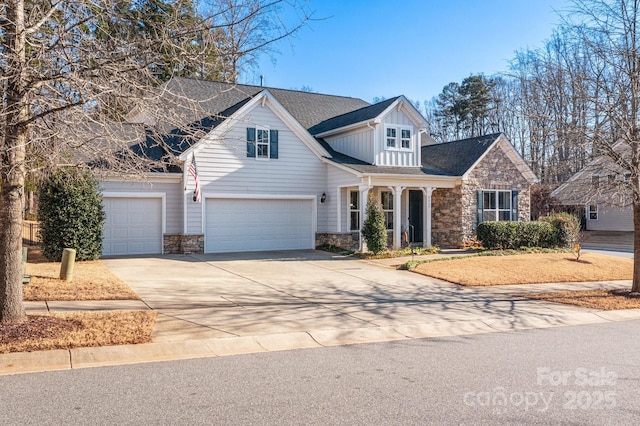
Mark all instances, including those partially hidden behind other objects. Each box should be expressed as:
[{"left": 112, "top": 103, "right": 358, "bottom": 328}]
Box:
[{"left": 100, "top": 250, "right": 635, "bottom": 347}]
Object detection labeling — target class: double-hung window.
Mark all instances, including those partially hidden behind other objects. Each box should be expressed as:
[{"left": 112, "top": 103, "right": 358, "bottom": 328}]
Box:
[
  {"left": 384, "top": 125, "right": 412, "bottom": 150},
  {"left": 381, "top": 191, "right": 394, "bottom": 230},
  {"left": 247, "top": 127, "right": 279, "bottom": 159},
  {"left": 350, "top": 191, "right": 360, "bottom": 231},
  {"left": 477, "top": 190, "right": 518, "bottom": 223},
  {"left": 588, "top": 204, "right": 598, "bottom": 220}
]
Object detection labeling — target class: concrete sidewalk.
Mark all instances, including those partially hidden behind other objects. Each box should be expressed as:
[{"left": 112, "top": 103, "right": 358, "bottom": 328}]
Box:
[{"left": 3, "top": 250, "right": 640, "bottom": 376}]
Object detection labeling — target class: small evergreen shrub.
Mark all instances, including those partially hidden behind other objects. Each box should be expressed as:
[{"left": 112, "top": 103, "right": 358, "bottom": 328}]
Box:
[
  {"left": 361, "top": 194, "right": 387, "bottom": 254},
  {"left": 540, "top": 212, "right": 581, "bottom": 247},
  {"left": 476, "top": 221, "right": 556, "bottom": 249},
  {"left": 38, "top": 168, "right": 105, "bottom": 261}
]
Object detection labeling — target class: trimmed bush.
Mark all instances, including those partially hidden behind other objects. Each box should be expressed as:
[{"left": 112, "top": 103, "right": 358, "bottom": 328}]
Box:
[
  {"left": 476, "top": 221, "right": 556, "bottom": 249},
  {"left": 540, "top": 212, "right": 581, "bottom": 248},
  {"left": 38, "top": 168, "right": 105, "bottom": 261},
  {"left": 361, "top": 194, "right": 387, "bottom": 254}
]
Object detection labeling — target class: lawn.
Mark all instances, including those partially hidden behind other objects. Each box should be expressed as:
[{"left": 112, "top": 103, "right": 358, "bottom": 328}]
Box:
[
  {"left": 410, "top": 251, "right": 640, "bottom": 310},
  {"left": 411, "top": 252, "right": 632, "bottom": 286},
  {"left": 0, "top": 248, "right": 154, "bottom": 354}
]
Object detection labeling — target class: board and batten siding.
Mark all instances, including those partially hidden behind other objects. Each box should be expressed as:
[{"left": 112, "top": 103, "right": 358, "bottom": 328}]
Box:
[
  {"left": 324, "top": 128, "right": 374, "bottom": 164},
  {"left": 185, "top": 102, "right": 327, "bottom": 234},
  {"left": 375, "top": 108, "right": 420, "bottom": 167},
  {"left": 100, "top": 179, "right": 183, "bottom": 234}
]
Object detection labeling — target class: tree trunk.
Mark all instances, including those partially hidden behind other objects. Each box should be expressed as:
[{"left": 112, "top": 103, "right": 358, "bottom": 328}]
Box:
[
  {"left": 633, "top": 200, "right": 640, "bottom": 293},
  {"left": 0, "top": 0, "right": 28, "bottom": 324}
]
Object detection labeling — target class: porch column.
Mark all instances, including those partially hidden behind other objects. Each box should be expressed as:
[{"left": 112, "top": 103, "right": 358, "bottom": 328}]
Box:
[
  {"left": 421, "top": 187, "right": 434, "bottom": 247},
  {"left": 358, "top": 185, "right": 370, "bottom": 251},
  {"left": 390, "top": 186, "right": 404, "bottom": 249}
]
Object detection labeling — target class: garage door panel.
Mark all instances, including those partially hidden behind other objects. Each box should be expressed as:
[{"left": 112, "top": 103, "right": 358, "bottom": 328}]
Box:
[
  {"left": 103, "top": 197, "right": 162, "bottom": 256},
  {"left": 205, "top": 198, "right": 313, "bottom": 253}
]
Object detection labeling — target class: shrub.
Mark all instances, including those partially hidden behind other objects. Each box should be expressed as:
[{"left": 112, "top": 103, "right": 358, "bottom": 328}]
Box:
[
  {"left": 361, "top": 194, "right": 387, "bottom": 254},
  {"left": 476, "top": 221, "right": 556, "bottom": 249},
  {"left": 540, "top": 212, "right": 581, "bottom": 248},
  {"left": 38, "top": 168, "right": 105, "bottom": 261}
]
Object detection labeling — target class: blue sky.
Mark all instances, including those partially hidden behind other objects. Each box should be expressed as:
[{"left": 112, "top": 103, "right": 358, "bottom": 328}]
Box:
[{"left": 249, "top": 0, "right": 569, "bottom": 104}]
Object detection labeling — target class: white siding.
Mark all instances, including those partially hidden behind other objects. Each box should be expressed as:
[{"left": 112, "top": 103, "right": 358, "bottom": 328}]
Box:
[
  {"left": 325, "top": 128, "right": 374, "bottom": 164},
  {"left": 326, "top": 165, "right": 360, "bottom": 232},
  {"left": 375, "top": 108, "right": 421, "bottom": 167},
  {"left": 185, "top": 102, "right": 327, "bottom": 234},
  {"left": 100, "top": 179, "right": 183, "bottom": 234},
  {"left": 587, "top": 204, "right": 633, "bottom": 231}
]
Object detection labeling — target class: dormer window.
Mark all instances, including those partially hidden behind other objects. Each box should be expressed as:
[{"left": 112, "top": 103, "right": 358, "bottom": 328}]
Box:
[
  {"left": 384, "top": 125, "right": 412, "bottom": 151},
  {"left": 386, "top": 128, "right": 397, "bottom": 148},
  {"left": 401, "top": 129, "right": 411, "bottom": 149}
]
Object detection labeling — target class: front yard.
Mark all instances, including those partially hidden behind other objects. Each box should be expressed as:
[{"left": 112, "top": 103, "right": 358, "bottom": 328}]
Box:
[
  {"left": 409, "top": 251, "right": 640, "bottom": 310},
  {"left": 0, "top": 248, "right": 155, "bottom": 354}
]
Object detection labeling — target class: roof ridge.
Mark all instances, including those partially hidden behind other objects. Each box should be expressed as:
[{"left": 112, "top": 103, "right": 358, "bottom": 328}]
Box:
[{"left": 172, "top": 76, "right": 369, "bottom": 103}]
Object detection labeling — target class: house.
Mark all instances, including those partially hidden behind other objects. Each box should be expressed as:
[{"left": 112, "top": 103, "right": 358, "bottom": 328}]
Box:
[
  {"left": 551, "top": 142, "right": 633, "bottom": 231},
  {"left": 98, "top": 78, "right": 537, "bottom": 256}
]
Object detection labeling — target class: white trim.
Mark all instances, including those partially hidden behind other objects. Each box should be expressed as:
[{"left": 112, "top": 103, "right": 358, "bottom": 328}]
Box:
[
  {"left": 383, "top": 124, "right": 414, "bottom": 152},
  {"left": 588, "top": 203, "right": 599, "bottom": 220},
  {"left": 202, "top": 193, "right": 317, "bottom": 252},
  {"left": 315, "top": 121, "right": 374, "bottom": 138},
  {"left": 378, "top": 97, "right": 428, "bottom": 128},
  {"left": 462, "top": 134, "right": 538, "bottom": 183},
  {"left": 100, "top": 173, "right": 182, "bottom": 183}
]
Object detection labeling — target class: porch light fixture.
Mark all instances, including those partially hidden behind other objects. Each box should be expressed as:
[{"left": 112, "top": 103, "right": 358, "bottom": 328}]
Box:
[{"left": 320, "top": 192, "right": 327, "bottom": 204}]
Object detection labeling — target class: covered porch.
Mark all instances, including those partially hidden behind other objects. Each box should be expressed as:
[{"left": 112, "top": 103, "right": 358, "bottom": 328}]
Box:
[{"left": 332, "top": 175, "right": 459, "bottom": 251}]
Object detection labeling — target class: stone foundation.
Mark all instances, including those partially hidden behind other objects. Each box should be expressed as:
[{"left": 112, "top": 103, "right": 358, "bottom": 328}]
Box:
[
  {"left": 315, "top": 232, "right": 360, "bottom": 251},
  {"left": 164, "top": 234, "right": 204, "bottom": 254}
]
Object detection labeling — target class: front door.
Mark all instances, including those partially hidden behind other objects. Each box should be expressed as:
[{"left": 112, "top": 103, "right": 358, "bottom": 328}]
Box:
[{"left": 408, "top": 190, "right": 423, "bottom": 243}]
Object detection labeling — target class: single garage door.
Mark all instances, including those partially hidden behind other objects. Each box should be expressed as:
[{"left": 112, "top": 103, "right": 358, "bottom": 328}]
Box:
[
  {"left": 205, "top": 198, "right": 314, "bottom": 253},
  {"left": 103, "top": 197, "right": 163, "bottom": 256}
]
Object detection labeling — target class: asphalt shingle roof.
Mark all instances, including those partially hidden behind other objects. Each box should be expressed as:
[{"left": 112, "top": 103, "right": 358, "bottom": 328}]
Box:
[
  {"left": 160, "top": 77, "right": 371, "bottom": 133},
  {"left": 421, "top": 133, "right": 501, "bottom": 176},
  {"left": 307, "top": 97, "right": 400, "bottom": 135}
]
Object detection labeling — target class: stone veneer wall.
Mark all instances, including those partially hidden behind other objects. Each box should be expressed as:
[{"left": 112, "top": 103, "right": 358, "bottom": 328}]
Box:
[
  {"left": 432, "top": 186, "right": 464, "bottom": 247},
  {"left": 164, "top": 234, "right": 205, "bottom": 254},
  {"left": 315, "top": 232, "right": 360, "bottom": 251},
  {"left": 460, "top": 143, "right": 532, "bottom": 244}
]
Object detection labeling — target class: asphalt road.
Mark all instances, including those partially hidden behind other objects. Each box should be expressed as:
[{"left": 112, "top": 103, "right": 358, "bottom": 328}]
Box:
[{"left": 2, "top": 320, "right": 640, "bottom": 425}]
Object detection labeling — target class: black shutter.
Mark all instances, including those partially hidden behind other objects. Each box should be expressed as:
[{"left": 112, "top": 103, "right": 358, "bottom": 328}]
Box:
[
  {"left": 477, "top": 190, "right": 484, "bottom": 225},
  {"left": 270, "top": 129, "right": 279, "bottom": 159},
  {"left": 246, "top": 127, "right": 256, "bottom": 157},
  {"left": 511, "top": 190, "right": 519, "bottom": 221}
]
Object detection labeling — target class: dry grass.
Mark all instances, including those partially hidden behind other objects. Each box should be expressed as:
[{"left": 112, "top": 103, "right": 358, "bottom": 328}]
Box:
[
  {"left": 411, "top": 252, "right": 633, "bottom": 286},
  {"left": 24, "top": 248, "right": 139, "bottom": 301},
  {"left": 0, "top": 311, "right": 157, "bottom": 353},
  {"left": 519, "top": 289, "right": 640, "bottom": 310}
]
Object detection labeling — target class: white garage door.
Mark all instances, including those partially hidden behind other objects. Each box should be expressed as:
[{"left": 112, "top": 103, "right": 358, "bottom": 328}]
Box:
[
  {"left": 205, "top": 198, "right": 314, "bottom": 253},
  {"left": 103, "top": 197, "right": 163, "bottom": 256}
]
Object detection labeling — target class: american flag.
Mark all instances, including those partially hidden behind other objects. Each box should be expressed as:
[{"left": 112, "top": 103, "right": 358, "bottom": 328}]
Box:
[{"left": 189, "top": 155, "right": 201, "bottom": 203}]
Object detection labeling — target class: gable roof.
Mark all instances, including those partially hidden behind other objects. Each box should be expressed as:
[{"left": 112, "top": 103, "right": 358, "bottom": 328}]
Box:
[
  {"left": 149, "top": 77, "right": 371, "bottom": 133},
  {"left": 421, "top": 133, "right": 501, "bottom": 176},
  {"left": 308, "top": 97, "right": 400, "bottom": 135}
]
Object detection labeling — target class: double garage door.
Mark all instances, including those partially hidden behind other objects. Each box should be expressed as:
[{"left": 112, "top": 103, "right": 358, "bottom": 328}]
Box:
[
  {"left": 205, "top": 198, "right": 314, "bottom": 253},
  {"left": 102, "top": 196, "right": 314, "bottom": 255},
  {"left": 102, "top": 197, "right": 163, "bottom": 256}
]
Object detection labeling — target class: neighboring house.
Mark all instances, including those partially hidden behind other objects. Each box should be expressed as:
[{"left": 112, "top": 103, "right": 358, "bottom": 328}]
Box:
[
  {"left": 98, "top": 78, "right": 537, "bottom": 256},
  {"left": 551, "top": 143, "right": 633, "bottom": 231}
]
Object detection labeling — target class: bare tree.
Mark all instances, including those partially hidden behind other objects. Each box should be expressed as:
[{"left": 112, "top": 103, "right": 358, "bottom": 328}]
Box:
[
  {"left": 0, "top": 0, "right": 311, "bottom": 324},
  {"left": 563, "top": 0, "right": 640, "bottom": 292}
]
